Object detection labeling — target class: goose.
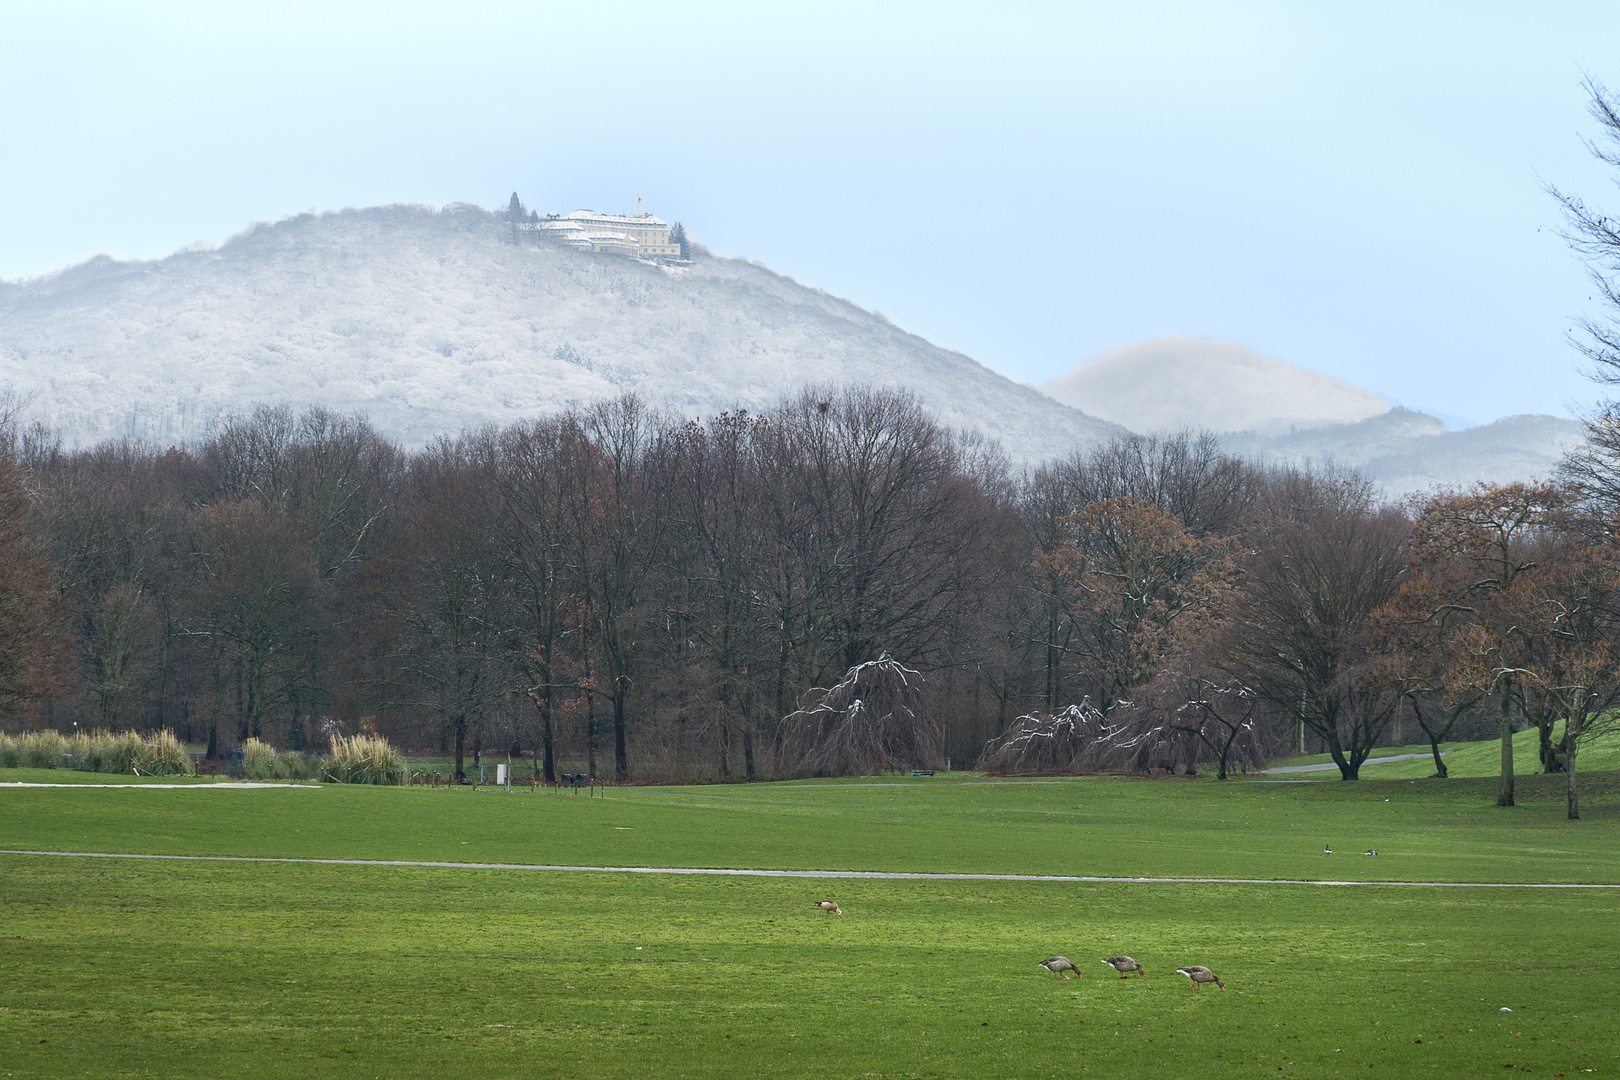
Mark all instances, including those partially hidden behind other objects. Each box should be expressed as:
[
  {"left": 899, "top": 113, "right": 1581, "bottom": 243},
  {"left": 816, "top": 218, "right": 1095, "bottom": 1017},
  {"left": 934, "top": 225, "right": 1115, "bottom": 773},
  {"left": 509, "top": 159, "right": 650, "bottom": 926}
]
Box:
[
  {"left": 1176, "top": 966, "right": 1224, "bottom": 990},
  {"left": 1039, "top": 956, "right": 1080, "bottom": 980},
  {"left": 1364, "top": 849, "right": 1377, "bottom": 857},
  {"left": 815, "top": 900, "right": 843, "bottom": 915},
  {"left": 1324, "top": 845, "right": 1333, "bottom": 855},
  {"left": 1102, "top": 956, "right": 1146, "bottom": 978}
]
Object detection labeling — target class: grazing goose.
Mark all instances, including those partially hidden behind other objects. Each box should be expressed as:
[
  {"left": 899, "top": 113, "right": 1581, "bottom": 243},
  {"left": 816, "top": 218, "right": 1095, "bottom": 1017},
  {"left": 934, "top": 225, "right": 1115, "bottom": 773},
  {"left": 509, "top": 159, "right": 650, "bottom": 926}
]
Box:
[
  {"left": 815, "top": 900, "right": 843, "bottom": 915},
  {"left": 1176, "top": 966, "right": 1225, "bottom": 990},
  {"left": 1039, "top": 956, "right": 1080, "bottom": 980},
  {"left": 1364, "top": 849, "right": 1377, "bottom": 857},
  {"left": 1102, "top": 956, "right": 1146, "bottom": 978}
]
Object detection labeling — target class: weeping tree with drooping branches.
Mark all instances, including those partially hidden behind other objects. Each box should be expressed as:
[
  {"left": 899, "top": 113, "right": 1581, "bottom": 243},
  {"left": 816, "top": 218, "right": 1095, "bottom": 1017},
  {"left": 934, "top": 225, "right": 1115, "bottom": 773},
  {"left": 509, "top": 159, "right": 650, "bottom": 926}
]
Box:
[
  {"left": 775, "top": 655, "right": 943, "bottom": 778},
  {"left": 977, "top": 699, "right": 1175, "bottom": 775}
]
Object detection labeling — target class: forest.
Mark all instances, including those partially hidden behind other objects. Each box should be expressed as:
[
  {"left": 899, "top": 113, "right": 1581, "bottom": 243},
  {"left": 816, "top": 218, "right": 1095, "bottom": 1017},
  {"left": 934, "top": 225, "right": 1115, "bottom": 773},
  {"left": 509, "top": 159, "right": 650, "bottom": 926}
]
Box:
[{"left": 1, "top": 386, "right": 1618, "bottom": 814}]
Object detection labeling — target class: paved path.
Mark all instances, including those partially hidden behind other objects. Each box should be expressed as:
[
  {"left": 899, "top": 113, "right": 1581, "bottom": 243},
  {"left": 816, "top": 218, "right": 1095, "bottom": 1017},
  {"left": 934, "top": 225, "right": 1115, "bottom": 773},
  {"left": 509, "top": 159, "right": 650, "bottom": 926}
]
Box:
[
  {"left": 1259, "top": 752, "right": 1439, "bottom": 774},
  {"left": 1, "top": 849, "right": 1613, "bottom": 889},
  {"left": 0, "top": 782, "right": 319, "bottom": 789}
]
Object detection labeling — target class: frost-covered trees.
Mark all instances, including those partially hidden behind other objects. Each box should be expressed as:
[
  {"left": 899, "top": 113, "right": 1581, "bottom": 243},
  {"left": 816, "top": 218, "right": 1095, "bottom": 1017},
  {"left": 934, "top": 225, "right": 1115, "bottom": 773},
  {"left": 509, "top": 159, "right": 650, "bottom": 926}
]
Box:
[{"left": 776, "top": 655, "right": 943, "bottom": 777}]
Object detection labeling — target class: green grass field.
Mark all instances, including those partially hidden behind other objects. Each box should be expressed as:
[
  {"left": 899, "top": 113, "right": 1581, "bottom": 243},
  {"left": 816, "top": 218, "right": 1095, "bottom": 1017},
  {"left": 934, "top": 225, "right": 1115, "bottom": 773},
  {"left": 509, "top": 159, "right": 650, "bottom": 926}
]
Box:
[
  {"left": 1267, "top": 723, "right": 1620, "bottom": 780},
  {"left": 3, "top": 759, "right": 1618, "bottom": 1077}
]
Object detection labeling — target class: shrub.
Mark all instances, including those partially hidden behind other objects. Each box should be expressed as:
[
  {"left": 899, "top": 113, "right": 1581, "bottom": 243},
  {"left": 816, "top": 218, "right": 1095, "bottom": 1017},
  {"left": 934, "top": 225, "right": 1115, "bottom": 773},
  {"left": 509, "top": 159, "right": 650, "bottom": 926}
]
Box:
[
  {"left": 279, "top": 750, "right": 324, "bottom": 781},
  {"left": 324, "top": 734, "right": 406, "bottom": 785},
  {"left": 241, "top": 737, "right": 283, "bottom": 780}
]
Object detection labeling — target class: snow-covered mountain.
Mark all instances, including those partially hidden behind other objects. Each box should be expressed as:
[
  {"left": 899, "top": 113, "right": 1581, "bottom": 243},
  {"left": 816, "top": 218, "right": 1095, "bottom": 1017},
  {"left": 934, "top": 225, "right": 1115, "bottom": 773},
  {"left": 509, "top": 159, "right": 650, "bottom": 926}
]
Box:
[
  {"left": 0, "top": 204, "right": 1123, "bottom": 459},
  {"left": 1042, "top": 336, "right": 1390, "bottom": 435}
]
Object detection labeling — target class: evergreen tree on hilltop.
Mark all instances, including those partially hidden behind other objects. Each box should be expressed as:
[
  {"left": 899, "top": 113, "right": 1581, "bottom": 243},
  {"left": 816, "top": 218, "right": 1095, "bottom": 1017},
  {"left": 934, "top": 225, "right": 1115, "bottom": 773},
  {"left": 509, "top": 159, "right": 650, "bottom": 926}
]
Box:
[
  {"left": 507, "top": 192, "right": 526, "bottom": 244},
  {"left": 672, "top": 222, "right": 689, "bottom": 260}
]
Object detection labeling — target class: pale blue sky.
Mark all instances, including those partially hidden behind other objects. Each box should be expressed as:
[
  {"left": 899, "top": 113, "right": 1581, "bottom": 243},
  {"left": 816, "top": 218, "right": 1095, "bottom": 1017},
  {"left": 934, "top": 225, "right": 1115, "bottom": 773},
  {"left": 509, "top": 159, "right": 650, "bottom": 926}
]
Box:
[{"left": 4, "top": 1, "right": 1619, "bottom": 424}]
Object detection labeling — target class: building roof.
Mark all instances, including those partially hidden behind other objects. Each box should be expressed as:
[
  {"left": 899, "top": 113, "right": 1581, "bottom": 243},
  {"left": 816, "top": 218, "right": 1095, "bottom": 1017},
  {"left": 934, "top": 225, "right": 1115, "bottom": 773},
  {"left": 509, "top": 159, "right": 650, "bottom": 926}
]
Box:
[{"left": 561, "top": 209, "right": 669, "bottom": 227}]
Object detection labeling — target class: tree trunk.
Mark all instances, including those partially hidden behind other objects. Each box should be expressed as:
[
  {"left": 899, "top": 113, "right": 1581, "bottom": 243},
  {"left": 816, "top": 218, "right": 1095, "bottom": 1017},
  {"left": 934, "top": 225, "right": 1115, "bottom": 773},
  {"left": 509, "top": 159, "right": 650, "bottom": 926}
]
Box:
[
  {"left": 743, "top": 727, "right": 756, "bottom": 781},
  {"left": 1537, "top": 720, "right": 1566, "bottom": 773},
  {"left": 1324, "top": 726, "right": 1358, "bottom": 780},
  {"left": 540, "top": 692, "right": 556, "bottom": 784},
  {"left": 585, "top": 692, "right": 597, "bottom": 780},
  {"left": 1428, "top": 734, "right": 1448, "bottom": 778},
  {"left": 1567, "top": 740, "right": 1580, "bottom": 821},
  {"left": 453, "top": 716, "right": 467, "bottom": 782},
  {"left": 1497, "top": 675, "right": 1515, "bottom": 808},
  {"left": 613, "top": 678, "right": 629, "bottom": 781}
]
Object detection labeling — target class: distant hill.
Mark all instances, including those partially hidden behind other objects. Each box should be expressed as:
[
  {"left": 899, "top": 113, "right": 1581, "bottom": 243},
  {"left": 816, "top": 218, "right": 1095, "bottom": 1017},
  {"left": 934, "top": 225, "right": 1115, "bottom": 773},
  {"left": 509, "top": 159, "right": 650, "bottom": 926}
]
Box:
[
  {"left": 1042, "top": 336, "right": 1585, "bottom": 497},
  {"left": 0, "top": 204, "right": 1123, "bottom": 459},
  {"left": 1042, "top": 336, "right": 1390, "bottom": 436},
  {"left": 1220, "top": 409, "right": 1588, "bottom": 497}
]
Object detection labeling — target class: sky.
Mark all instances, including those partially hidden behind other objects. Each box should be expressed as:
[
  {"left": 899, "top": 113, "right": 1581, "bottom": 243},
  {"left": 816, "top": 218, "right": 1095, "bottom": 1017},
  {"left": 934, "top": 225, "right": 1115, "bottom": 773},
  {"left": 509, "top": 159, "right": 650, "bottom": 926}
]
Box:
[{"left": 4, "top": 1, "right": 1620, "bottom": 426}]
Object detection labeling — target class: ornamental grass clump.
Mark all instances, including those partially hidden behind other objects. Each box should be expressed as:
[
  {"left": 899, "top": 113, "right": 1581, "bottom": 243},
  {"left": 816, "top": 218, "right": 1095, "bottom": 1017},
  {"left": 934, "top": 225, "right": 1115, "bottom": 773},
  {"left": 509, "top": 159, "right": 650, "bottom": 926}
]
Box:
[
  {"left": 0, "top": 730, "right": 70, "bottom": 769},
  {"left": 137, "top": 729, "right": 194, "bottom": 775},
  {"left": 0, "top": 728, "right": 193, "bottom": 775},
  {"left": 241, "top": 737, "right": 282, "bottom": 780},
  {"left": 324, "top": 734, "right": 406, "bottom": 785},
  {"left": 85, "top": 730, "right": 144, "bottom": 773}
]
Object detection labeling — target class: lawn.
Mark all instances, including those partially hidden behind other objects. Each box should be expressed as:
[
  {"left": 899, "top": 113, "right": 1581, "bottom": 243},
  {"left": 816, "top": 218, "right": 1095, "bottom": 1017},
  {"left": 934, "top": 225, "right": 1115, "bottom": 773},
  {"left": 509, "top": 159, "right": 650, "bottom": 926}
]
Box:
[
  {"left": 3, "top": 767, "right": 1618, "bottom": 1077},
  {"left": 1266, "top": 723, "right": 1620, "bottom": 780}
]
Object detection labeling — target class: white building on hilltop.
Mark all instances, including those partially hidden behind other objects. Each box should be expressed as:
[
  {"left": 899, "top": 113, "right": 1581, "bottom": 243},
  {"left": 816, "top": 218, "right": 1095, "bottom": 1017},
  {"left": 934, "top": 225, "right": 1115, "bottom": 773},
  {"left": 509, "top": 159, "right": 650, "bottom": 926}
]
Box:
[{"left": 536, "top": 200, "right": 681, "bottom": 259}]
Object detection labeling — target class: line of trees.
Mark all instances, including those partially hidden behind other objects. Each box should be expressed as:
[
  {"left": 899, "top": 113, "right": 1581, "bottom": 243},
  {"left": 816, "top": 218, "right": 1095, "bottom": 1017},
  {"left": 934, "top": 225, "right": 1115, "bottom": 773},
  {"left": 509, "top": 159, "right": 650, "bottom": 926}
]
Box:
[{"left": 2, "top": 385, "right": 1619, "bottom": 815}]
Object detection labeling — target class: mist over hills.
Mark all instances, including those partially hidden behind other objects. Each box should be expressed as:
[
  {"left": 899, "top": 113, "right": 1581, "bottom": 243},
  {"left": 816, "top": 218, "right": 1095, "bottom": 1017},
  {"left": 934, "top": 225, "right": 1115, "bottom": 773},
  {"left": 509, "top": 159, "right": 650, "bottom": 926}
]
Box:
[
  {"left": 0, "top": 204, "right": 1122, "bottom": 459},
  {"left": 1219, "top": 409, "right": 1587, "bottom": 497},
  {"left": 1043, "top": 337, "right": 1390, "bottom": 435},
  {"left": 1042, "top": 336, "right": 1585, "bottom": 496}
]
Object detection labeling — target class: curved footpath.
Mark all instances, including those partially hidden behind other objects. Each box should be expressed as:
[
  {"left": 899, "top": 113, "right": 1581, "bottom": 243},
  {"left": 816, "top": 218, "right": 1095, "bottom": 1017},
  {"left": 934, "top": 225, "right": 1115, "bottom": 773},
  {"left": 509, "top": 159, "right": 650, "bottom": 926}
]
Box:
[{"left": 0, "top": 849, "right": 1614, "bottom": 888}]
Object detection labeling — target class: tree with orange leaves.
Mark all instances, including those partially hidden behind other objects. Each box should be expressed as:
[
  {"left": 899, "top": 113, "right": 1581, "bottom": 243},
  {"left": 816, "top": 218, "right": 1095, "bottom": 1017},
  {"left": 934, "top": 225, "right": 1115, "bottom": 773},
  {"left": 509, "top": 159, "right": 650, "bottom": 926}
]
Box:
[
  {"left": 1036, "top": 497, "right": 1240, "bottom": 714},
  {"left": 0, "top": 453, "right": 74, "bottom": 721},
  {"left": 1391, "top": 483, "right": 1568, "bottom": 807}
]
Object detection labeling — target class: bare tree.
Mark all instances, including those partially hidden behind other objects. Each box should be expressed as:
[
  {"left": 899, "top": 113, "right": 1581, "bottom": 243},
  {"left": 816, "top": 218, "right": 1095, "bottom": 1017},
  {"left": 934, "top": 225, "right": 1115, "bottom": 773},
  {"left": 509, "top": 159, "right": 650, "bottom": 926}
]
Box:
[
  {"left": 369, "top": 434, "right": 511, "bottom": 781},
  {"left": 1145, "top": 665, "right": 1265, "bottom": 781},
  {"left": 576, "top": 395, "right": 676, "bottom": 780},
  {"left": 497, "top": 414, "right": 589, "bottom": 783},
  {"left": 1221, "top": 471, "right": 1409, "bottom": 780},
  {"left": 776, "top": 655, "right": 943, "bottom": 778}
]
